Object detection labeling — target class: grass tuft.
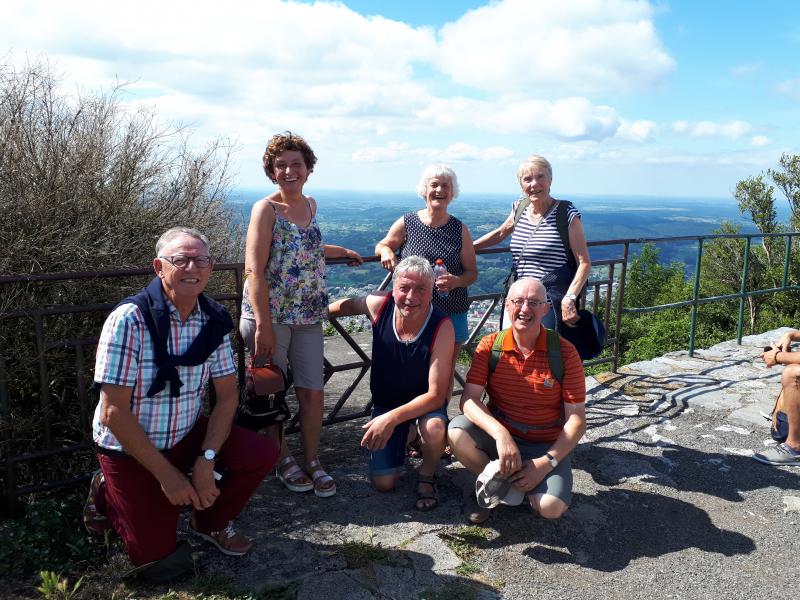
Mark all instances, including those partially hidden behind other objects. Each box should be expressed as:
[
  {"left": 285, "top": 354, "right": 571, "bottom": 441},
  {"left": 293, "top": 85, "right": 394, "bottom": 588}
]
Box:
[
  {"left": 339, "top": 540, "right": 394, "bottom": 569},
  {"left": 417, "top": 583, "right": 478, "bottom": 600}
]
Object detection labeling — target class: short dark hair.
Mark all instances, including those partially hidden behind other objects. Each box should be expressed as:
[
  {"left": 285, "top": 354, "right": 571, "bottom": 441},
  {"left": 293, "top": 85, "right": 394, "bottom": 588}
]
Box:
[{"left": 262, "top": 131, "right": 317, "bottom": 183}]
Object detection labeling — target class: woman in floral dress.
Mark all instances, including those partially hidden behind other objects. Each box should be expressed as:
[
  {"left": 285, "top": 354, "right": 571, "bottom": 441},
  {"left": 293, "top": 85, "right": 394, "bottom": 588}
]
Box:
[{"left": 240, "top": 132, "right": 361, "bottom": 497}]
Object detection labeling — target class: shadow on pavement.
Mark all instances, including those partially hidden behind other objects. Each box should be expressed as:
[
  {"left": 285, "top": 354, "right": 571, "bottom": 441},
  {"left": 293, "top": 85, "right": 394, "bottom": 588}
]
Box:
[
  {"left": 479, "top": 488, "right": 754, "bottom": 572},
  {"left": 574, "top": 442, "right": 800, "bottom": 502}
]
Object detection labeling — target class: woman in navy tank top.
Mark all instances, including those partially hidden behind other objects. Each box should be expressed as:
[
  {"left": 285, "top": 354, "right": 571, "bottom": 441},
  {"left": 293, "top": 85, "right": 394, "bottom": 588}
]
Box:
[{"left": 375, "top": 164, "right": 478, "bottom": 408}]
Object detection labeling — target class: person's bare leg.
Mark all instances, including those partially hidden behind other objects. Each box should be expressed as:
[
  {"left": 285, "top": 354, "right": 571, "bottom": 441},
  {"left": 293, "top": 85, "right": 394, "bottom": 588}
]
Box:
[
  {"left": 448, "top": 426, "right": 493, "bottom": 522},
  {"left": 529, "top": 494, "right": 568, "bottom": 519},
  {"left": 782, "top": 364, "right": 800, "bottom": 450},
  {"left": 296, "top": 387, "right": 335, "bottom": 494},
  {"left": 371, "top": 473, "right": 400, "bottom": 492},
  {"left": 416, "top": 417, "right": 447, "bottom": 509},
  {"left": 447, "top": 427, "right": 491, "bottom": 475},
  {"left": 446, "top": 342, "right": 463, "bottom": 408}
]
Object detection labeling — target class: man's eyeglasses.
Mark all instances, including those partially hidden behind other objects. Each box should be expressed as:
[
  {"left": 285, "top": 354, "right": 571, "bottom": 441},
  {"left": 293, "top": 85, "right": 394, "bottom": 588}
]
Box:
[
  {"left": 159, "top": 255, "right": 213, "bottom": 269},
  {"left": 507, "top": 298, "right": 550, "bottom": 308}
]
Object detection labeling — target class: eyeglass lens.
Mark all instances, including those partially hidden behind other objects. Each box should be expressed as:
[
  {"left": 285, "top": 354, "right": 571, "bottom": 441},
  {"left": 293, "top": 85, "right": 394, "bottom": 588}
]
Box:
[{"left": 165, "top": 255, "right": 212, "bottom": 268}]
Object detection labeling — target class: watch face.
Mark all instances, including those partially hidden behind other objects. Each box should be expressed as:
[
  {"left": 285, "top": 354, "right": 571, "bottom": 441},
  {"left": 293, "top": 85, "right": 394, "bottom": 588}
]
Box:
[{"left": 203, "top": 449, "right": 216, "bottom": 461}]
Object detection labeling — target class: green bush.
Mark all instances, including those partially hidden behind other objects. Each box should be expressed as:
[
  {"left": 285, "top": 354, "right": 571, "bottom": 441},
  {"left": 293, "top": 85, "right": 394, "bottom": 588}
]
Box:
[{"left": 0, "top": 490, "right": 117, "bottom": 577}]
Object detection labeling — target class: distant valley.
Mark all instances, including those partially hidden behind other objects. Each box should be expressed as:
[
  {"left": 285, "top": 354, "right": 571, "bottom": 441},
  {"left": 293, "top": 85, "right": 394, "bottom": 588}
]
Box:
[{"left": 228, "top": 189, "right": 788, "bottom": 297}]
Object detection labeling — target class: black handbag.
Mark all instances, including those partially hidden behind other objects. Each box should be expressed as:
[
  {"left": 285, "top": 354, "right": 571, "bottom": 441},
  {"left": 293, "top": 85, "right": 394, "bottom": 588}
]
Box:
[{"left": 235, "top": 361, "right": 291, "bottom": 432}]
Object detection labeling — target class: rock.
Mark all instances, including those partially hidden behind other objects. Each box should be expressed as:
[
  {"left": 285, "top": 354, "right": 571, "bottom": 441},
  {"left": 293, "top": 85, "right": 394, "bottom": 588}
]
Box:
[{"left": 783, "top": 496, "right": 800, "bottom": 514}]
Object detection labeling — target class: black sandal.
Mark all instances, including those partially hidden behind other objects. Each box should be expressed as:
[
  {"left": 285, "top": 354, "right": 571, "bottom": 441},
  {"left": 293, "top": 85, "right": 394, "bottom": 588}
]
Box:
[{"left": 415, "top": 473, "right": 439, "bottom": 512}]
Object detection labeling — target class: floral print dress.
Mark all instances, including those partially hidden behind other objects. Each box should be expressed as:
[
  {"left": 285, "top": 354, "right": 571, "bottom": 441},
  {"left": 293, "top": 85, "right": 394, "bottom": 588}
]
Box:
[{"left": 241, "top": 203, "right": 328, "bottom": 325}]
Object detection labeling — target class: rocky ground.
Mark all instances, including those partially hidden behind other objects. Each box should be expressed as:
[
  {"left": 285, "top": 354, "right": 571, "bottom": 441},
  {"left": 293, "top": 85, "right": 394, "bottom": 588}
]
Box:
[{"left": 24, "top": 329, "right": 800, "bottom": 600}]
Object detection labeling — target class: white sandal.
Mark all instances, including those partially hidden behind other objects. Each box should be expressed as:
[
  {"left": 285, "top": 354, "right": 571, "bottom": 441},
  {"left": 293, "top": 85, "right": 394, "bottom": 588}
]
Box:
[
  {"left": 276, "top": 456, "right": 313, "bottom": 493},
  {"left": 305, "top": 458, "right": 337, "bottom": 498}
]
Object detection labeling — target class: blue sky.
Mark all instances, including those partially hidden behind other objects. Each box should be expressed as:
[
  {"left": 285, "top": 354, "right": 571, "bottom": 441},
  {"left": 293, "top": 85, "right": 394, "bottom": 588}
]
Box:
[{"left": 4, "top": 0, "right": 799, "bottom": 199}]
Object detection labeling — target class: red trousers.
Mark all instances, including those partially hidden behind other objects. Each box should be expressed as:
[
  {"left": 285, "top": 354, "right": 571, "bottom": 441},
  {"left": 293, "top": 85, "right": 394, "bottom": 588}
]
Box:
[{"left": 95, "top": 417, "right": 278, "bottom": 566}]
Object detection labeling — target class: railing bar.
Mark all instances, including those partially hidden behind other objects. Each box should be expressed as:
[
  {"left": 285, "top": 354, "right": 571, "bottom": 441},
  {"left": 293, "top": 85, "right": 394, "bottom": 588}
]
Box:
[
  {"left": 326, "top": 318, "right": 372, "bottom": 362},
  {"left": 737, "top": 237, "right": 752, "bottom": 344},
  {"left": 74, "top": 342, "right": 91, "bottom": 443},
  {"left": 688, "top": 239, "right": 704, "bottom": 357},
  {"left": 783, "top": 236, "right": 792, "bottom": 288},
  {"left": 623, "top": 284, "right": 800, "bottom": 314},
  {"left": 613, "top": 242, "right": 630, "bottom": 372},
  {"left": 8, "top": 441, "right": 93, "bottom": 464},
  {"left": 326, "top": 362, "right": 372, "bottom": 373},
  {"left": 324, "top": 367, "right": 371, "bottom": 422},
  {"left": 0, "top": 356, "right": 16, "bottom": 517},
  {"left": 34, "top": 315, "right": 53, "bottom": 449}
]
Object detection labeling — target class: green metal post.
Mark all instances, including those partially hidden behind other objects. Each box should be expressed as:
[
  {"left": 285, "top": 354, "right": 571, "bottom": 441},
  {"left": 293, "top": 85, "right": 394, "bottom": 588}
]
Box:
[
  {"left": 736, "top": 237, "right": 752, "bottom": 344},
  {"left": 783, "top": 234, "right": 791, "bottom": 288},
  {"left": 688, "top": 239, "right": 704, "bottom": 357}
]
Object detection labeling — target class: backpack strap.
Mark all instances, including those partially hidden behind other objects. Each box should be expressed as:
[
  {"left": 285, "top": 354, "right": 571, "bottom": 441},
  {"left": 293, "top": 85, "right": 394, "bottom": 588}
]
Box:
[
  {"left": 544, "top": 328, "right": 563, "bottom": 384},
  {"left": 555, "top": 200, "right": 573, "bottom": 260},
  {"left": 512, "top": 197, "right": 531, "bottom": 228},
  {"left": 487, "top": 327, "right": 563, "bottom": 384},
  {"left": 488, "top": 329, "right": 509, "bottom": 378}
]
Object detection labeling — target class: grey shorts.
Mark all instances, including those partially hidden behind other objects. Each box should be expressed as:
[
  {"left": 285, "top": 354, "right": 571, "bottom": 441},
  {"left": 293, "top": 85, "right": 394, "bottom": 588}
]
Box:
[
  {"left": 239, "top": 318, "right": 325, "bottom": 390},
  {"left": 448, "top": 414, "right": 573, "bottom": 505}
]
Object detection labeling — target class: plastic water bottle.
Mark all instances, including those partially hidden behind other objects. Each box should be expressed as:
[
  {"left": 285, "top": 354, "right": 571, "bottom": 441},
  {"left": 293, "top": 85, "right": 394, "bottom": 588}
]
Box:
[{"left": 433, "top": 258, "right": 449, "bottom": 297}]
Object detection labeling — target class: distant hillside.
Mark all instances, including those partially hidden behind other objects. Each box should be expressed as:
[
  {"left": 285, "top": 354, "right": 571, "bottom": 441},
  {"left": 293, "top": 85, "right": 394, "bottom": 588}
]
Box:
[{"left": 228, "top": 189, "right": 791, "bottom": 296}]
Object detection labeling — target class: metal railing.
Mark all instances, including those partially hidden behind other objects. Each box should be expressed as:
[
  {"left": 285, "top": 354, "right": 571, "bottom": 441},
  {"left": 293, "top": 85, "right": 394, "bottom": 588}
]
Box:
[{"left": 0, "top": 231, "right": 795, "bottom": 515}]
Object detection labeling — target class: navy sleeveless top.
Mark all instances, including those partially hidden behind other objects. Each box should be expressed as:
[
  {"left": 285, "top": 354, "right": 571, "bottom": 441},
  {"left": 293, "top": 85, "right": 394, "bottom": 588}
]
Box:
[
  {"left": 370, "top": 295, "right": 450, "bottom": 411},
  {"left": 399, "top": 211, "right": 469, "bottom": 315}
]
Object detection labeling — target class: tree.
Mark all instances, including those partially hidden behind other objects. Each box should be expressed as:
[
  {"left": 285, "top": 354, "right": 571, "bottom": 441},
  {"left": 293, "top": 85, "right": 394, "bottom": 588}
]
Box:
[
  {"left": 0, "top": 58, "right": 240, "bottom": 284},
  {"left": 0, "top": 58, "right": 243, "bottom": 503},
  {"left": 733, "top": 173, "right": 780, "bottom": 264},
  {"left": 618, "top": 244, "right": 693, "bottom": 363},
  {"left": 769, "top": 153, "right": 800, "bottom": 231}
]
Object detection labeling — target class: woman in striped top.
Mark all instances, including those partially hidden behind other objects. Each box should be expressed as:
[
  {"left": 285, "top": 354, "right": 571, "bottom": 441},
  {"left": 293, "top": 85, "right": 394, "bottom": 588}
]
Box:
[{"left": 473, "top": 155, "right": 591, "bottom": 333}]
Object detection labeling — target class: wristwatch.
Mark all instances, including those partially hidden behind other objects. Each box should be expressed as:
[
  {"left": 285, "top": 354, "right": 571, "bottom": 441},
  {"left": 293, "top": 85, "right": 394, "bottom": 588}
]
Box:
[
  {"left": 564, "top": 293, "right": 577, "bottom": 302},
  {"left": 201, "top": 449, "right": 217, "bottom": 462},
  {"left": 545, "top": 452, "right": 558, "bottom": 468}
]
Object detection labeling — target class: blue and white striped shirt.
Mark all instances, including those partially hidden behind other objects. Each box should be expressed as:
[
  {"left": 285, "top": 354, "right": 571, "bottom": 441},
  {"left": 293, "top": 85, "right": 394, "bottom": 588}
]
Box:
[{"left": 509, "top": 199, "right": 580, "bottom": 280}]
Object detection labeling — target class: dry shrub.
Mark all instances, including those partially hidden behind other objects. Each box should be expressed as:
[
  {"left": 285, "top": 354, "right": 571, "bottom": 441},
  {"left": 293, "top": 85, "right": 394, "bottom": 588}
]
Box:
[{"left": 0, "top": 57, "right": 244, "bottom": 508}]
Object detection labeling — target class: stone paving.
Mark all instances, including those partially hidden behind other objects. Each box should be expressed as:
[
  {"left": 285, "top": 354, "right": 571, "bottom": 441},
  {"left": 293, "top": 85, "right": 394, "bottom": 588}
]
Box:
[{"left": 190, "top": 329, "right": 800, "bottom": 600}]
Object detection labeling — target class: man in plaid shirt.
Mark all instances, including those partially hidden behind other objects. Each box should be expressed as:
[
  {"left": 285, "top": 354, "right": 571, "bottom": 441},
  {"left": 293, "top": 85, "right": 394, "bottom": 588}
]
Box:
[{"left": 85, "top": 227, "right": 278, "bottom": 580}]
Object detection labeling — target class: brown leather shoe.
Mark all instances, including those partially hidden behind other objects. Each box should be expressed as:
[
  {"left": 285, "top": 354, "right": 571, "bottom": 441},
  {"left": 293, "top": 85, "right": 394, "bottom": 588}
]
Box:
[
  {"left": 466, "top": 501, "right": 492, "bottom": 524},
  {"left": 83, "top": 469, "right": 114, "bottom": 536},
  {"left": 189, "top": 518, "right": 253, "bottom": 556}
]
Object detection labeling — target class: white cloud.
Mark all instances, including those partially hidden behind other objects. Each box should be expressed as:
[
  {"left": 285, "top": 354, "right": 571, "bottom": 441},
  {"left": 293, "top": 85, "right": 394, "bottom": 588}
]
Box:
[
  {"left": 730, "top": 62, "right": 761, "bottom": 77},
  {"left": 351, "top": 141, "right": 411, "bottom": 163},
  {"left": 775, "top": 79, "right": 800, "bottom": 101},
  {"left": 351, "top": 141, "right": 514, "bottom": 163},
  {"left": 751, "top": 135, "right": 771, "bottom": 147},
  {"left": 417, "top": 96, "right": 621, "bottom": 141},
  {"left": 436, "top": 0, "right": 674, "bottom": 94},
  {"left": 671, "top": 120, "right": 752, "bottom": 139},
  {"left": 2, "top": 0, "right": 437, "bottom": 138},
  {"left": 616, "top": 119, "right": 657, "bottom": 142}
]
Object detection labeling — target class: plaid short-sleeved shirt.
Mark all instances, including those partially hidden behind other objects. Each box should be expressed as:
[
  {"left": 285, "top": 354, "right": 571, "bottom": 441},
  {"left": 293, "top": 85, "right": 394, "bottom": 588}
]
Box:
[{"left": 92, "top": 299, "right": 236, "bottom": 451}]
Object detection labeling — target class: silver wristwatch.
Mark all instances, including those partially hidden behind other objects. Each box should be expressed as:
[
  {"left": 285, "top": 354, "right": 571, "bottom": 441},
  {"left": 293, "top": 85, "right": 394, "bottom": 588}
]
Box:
[
  {"left": 564, "top": 293, "right": 577, "bottom": 302},
  {"left": 545, "top": 452, "right": 558, "bottom": 468},
  {"left": 201, "top": 448, "right": 217, "bottom": 462}
]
